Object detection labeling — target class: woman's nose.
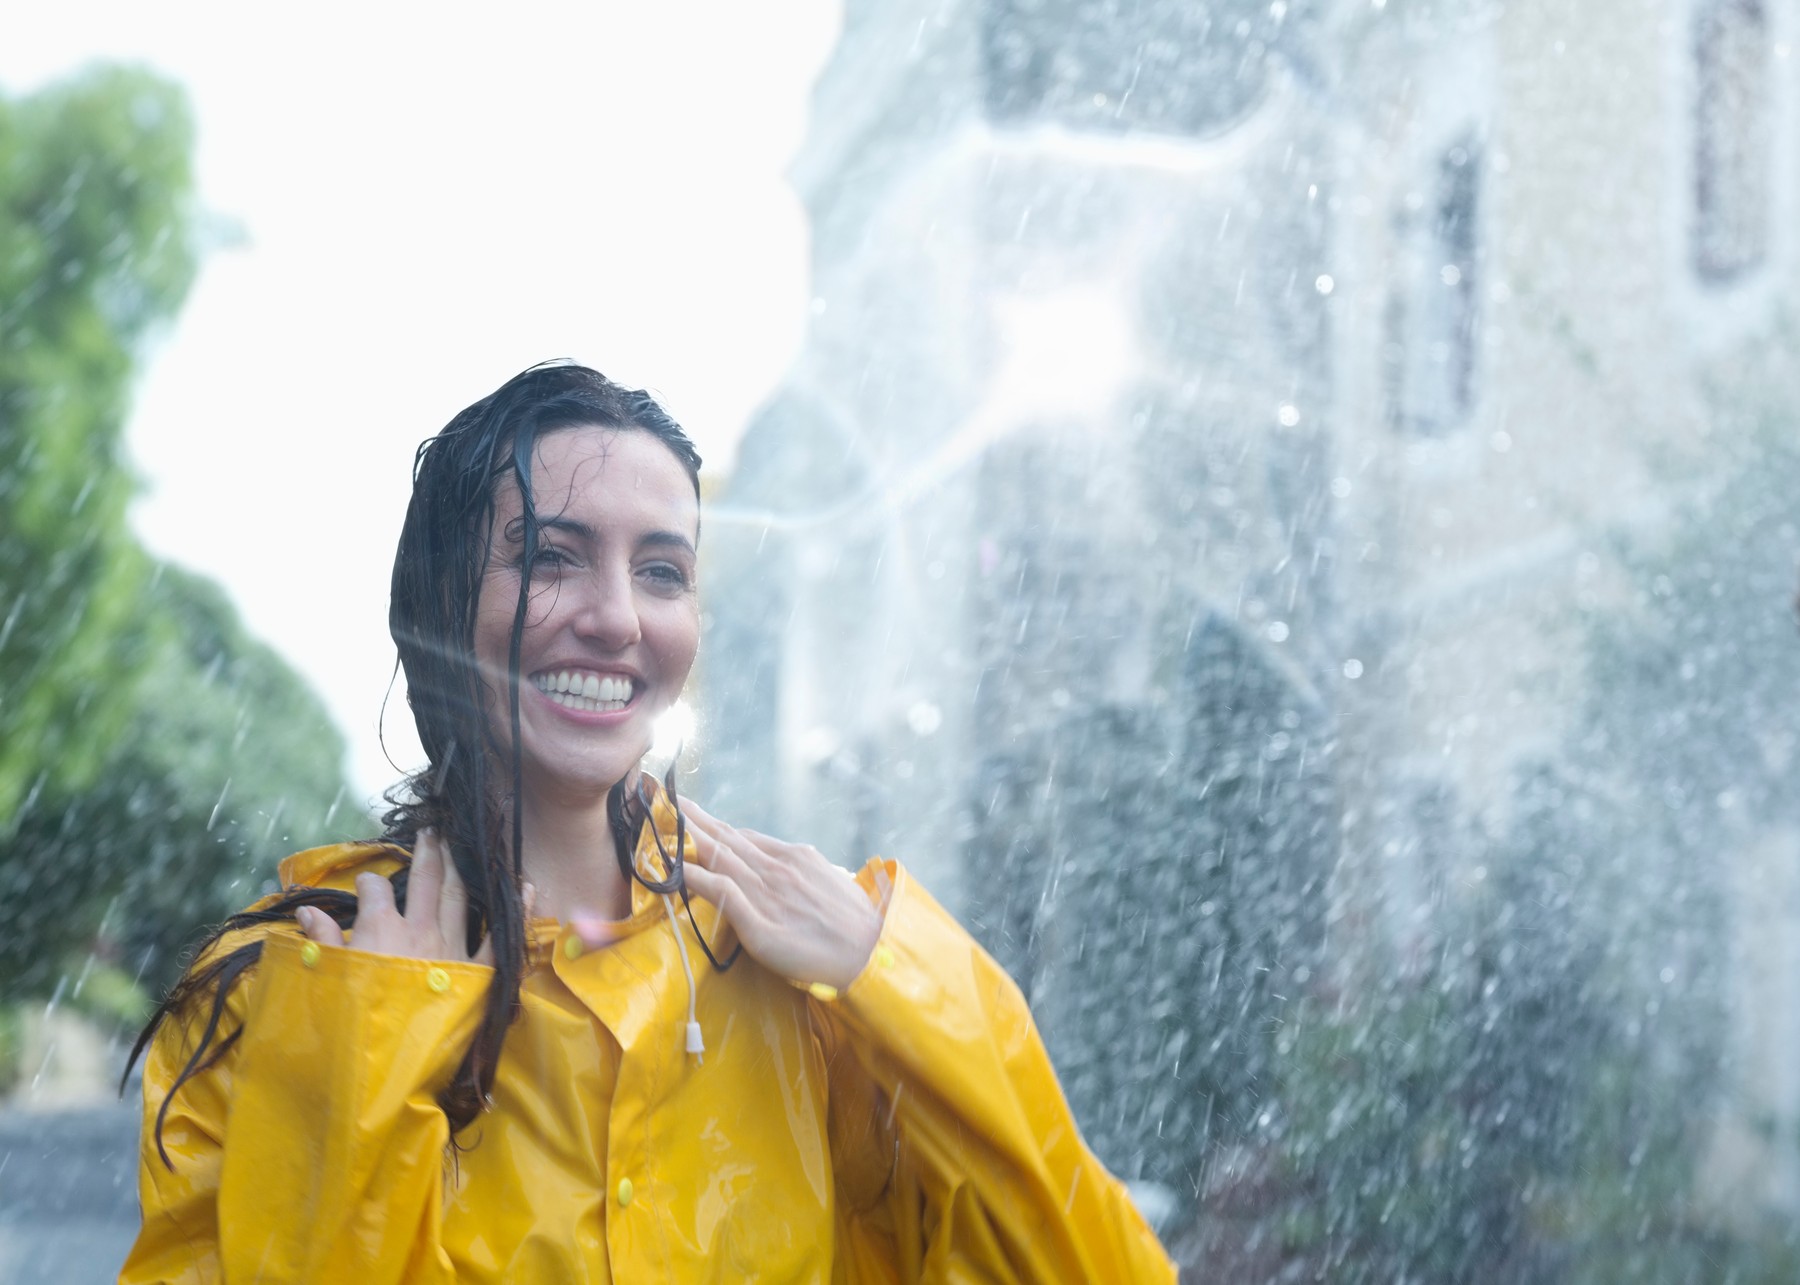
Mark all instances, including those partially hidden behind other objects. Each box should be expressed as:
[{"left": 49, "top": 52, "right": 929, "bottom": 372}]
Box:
[{"left": 570, "top": 563, "right": 641, "bottom": 648}]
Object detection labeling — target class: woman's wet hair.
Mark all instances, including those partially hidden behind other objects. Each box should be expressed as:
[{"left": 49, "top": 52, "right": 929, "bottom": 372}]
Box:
[{"left": 126, "top": 361, "right": 703, "bottom": 1158}]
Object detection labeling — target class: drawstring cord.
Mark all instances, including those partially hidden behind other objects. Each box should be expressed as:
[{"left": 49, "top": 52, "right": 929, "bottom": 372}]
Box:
[
  {"left": 631, "top": 774, "right": 741, "bottom": 971},
  {"left": 660, "top": 893, "right": 706, "bottom": 1059},
  {"left": 633, "top": 825, "right": 708, "bottom": 1061},
  {"left": 611, "top": 765, "right": 735, "bottom": 1061}
]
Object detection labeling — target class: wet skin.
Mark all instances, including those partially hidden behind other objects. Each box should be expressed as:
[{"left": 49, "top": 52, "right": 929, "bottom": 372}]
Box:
[{"left": 300, "top": 425, "right": 879, "bottom": 989}]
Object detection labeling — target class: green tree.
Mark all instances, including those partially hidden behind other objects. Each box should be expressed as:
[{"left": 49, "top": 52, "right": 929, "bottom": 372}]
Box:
[
  {"left": 0, "top": 66, "right": 359, "bottom": 1006},
  {"left": 0, "top": 564, "right": 358, "bottom": 999},
  {"left": 0, "top": 65, "right": 199, "bottom": 821}
]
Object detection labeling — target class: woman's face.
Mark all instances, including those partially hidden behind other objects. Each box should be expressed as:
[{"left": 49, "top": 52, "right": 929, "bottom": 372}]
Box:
[{"left": 473, "top": 425, "right": 700, "bottom": 806}]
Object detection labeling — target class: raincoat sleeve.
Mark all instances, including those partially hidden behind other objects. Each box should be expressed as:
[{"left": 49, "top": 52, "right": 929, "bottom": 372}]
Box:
[
  {"left": 120, "top": 928, "right": 491, "bottom": 1285},
  {"left": 820, "top": 859, "right": 1177, "bottom": 1283}
]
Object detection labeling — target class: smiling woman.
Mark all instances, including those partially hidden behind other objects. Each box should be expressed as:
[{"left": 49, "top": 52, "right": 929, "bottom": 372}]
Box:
[
  {"left": 474, "top": 430, "right": 701, "bottom": 828},
  {"left": 115, "top": 362, "right": 1175, "bottom": 1283}
]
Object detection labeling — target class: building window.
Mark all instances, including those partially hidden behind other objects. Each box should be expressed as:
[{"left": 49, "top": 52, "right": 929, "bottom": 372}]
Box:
[
  {"left": 1386, "top": 138, "right": 1482, "bottom": 436},
  {"left": 1693, "top": 0, "right": 1771, "bottom": 283}
]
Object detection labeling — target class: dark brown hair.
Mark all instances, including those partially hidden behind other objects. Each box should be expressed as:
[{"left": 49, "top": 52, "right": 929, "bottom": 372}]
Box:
[{"left": 126, "top": 362, "right": 703, "bottom": 1162}]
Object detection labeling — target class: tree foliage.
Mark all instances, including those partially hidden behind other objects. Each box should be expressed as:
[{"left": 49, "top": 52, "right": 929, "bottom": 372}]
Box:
[
  {"left": 0, "top": 65, "right": 199, "bottom": 820},
  {"left": 0, "top": 563, "right": 357, "bottom": 998},
  {"left": 0, "top": 66, "right": 357, "bottom": 1003}
]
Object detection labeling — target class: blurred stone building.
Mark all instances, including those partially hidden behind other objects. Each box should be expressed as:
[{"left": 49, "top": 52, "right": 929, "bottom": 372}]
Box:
[{"left": 699, "top": 0, "right": 1800, "bottom": 1260}]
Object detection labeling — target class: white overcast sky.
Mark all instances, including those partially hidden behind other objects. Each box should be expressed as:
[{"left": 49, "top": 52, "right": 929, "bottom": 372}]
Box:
[{"left": 3, "top": 1, "right": 840, "bottom": 807}]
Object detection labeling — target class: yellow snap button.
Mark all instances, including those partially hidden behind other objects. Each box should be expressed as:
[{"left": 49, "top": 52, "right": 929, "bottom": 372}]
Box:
[
  {"left": 807, "top": 982, "right": 839, "bottom": 1002},
  {"left": 616, "top": 1178, "right": 634, "bottom": 1208},
  {"left": 563, "top": 936, "right": 583, "bottom": 960},
  {"left": 875, "top": 945, "right": 897, "bottom": 969},
  {"left": 426, "top": 967, "right": 451, "bottom": 993},
  {"left": 299, "top": 941, "right": 322, "bottom": 969}
]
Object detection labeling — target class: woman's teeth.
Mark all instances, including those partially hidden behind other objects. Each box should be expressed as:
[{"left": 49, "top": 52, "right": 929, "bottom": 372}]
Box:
[{"left": 532, "top": 671, "right": 634, "bottom": 712}]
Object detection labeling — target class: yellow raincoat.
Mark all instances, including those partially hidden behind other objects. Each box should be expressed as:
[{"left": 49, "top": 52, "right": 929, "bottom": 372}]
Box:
[{"left": 121, "top": 812, "right": 1177, "bottom": 1282}]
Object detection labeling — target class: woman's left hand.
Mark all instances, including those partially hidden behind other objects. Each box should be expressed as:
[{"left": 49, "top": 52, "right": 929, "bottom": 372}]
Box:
[{"left": 664, "top": 799, "right": 882, "bottom": 992}]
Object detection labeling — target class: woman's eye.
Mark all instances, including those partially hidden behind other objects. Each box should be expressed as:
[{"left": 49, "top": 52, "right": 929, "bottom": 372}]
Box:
[
  {"left": 528, "top": 547, "right": 573, "bottom": 574},
  {"left": 639, "top": 562, "right": 690, "bottom": 591}
]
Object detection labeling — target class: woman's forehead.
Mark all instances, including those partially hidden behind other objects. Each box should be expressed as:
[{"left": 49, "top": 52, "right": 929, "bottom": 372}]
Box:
[{"left": 495, "top": 426, "right": 698, "bottom": 530}]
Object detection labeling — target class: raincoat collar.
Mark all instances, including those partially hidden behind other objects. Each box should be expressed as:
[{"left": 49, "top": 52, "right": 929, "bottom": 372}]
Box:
[{"left": 275, "top": 777, "right": 719, "bottom": 965}]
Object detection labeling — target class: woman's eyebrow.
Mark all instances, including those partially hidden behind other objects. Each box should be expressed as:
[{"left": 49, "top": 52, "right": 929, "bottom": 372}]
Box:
[
  {"left": 527, "top": 517, "right": 694, "bottom": 557},
  {"left": 639, "top": 530, "right": 697, "bottom": 557},
  {"left": 534, "top": 516, "right": 596, "bottom": 542}
]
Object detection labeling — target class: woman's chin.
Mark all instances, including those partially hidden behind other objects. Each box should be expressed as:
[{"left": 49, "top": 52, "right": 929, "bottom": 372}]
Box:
[
  {"left": 518, "top": 754, "right": 650, "bottom": 808},
  {"left": 511, "top": 710, "right": 661, "bottom": 805}
]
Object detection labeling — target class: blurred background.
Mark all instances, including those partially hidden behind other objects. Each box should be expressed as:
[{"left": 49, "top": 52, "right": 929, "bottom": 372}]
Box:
[{"left": 6, "top": 0, "right": 1800, "bottom": 1280}]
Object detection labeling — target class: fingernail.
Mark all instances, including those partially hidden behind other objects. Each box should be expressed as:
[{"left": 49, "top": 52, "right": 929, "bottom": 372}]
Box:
[{"left": 571, "top": 913, "right": 615, "bottom": 949}]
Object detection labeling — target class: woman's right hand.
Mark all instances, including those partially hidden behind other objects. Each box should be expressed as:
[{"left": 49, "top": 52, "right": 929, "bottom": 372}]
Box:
[{"left": 296, "top": 828, "right": 501, "bottom": 966}]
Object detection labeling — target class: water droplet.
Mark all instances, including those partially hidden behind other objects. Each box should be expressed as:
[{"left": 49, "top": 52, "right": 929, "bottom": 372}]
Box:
[
  {"left": 799, "top": 726, "right": 839, "bottom": 764},
  {"left": 907, "top": 701, "right": 943, "bottom": 736}
]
